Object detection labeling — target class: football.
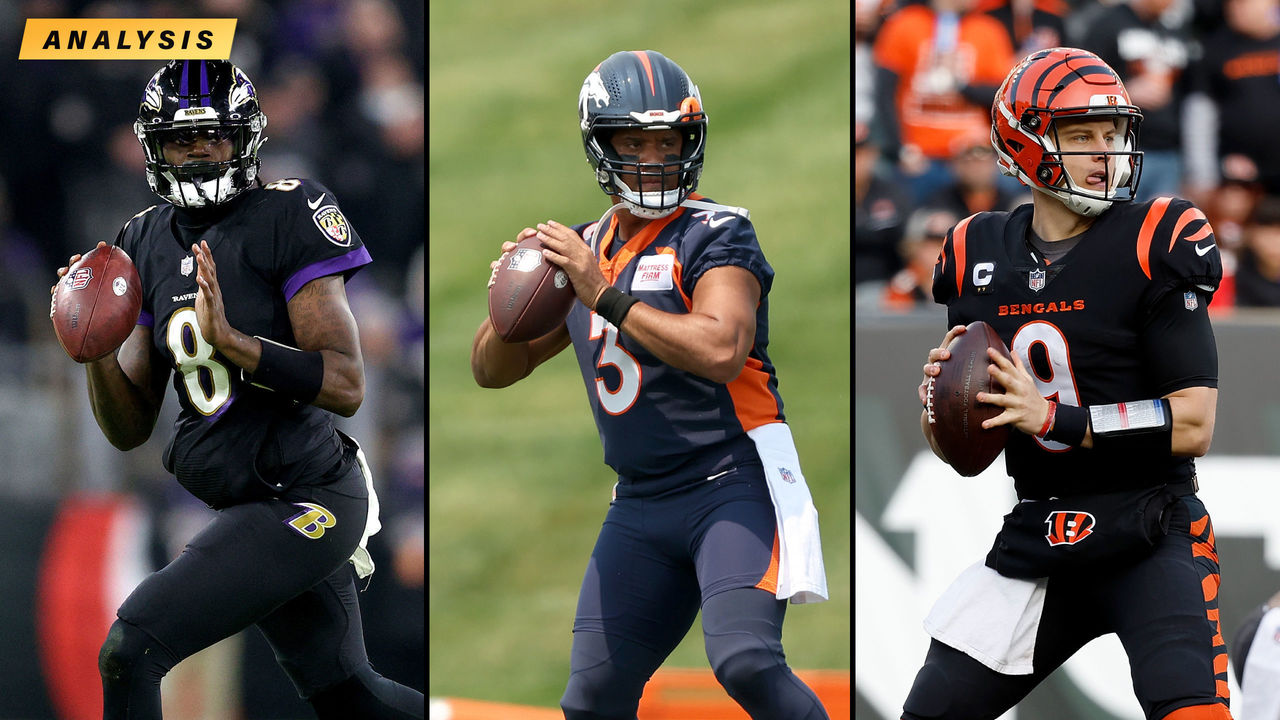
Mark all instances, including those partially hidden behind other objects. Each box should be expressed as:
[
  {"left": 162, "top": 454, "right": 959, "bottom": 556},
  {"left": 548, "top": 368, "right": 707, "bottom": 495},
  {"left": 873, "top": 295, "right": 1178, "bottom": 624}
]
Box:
[
  {"left": 51, "top": 245, "right": 142, "bottom": 363},
  {"left": 926, "top": 321, "right": 1013, "bottom": 476},
  {"left": 488, "top": 237, "right": 576, "bottom": 343}
]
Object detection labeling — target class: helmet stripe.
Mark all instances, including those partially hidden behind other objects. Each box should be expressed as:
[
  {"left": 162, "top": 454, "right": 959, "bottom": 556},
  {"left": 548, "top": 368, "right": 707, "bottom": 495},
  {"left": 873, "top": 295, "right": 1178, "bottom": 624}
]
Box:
[
  {"left": 199, "top": 60, "right": 209, "bottom": 104},
  {"left": 179, "top": 60, "right": 189, "bottom": 109},
  {"left": 1044, "top": 66, "right": 1119, "bottom": 106},
  {"left": 633, "top": 50, "right": 656, "bottom": 96}
]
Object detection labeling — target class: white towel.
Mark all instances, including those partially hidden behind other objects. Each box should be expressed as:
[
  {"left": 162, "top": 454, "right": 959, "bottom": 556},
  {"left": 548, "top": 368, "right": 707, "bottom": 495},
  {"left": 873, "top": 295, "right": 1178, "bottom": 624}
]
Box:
[
  {"left": 348, "top": 437, "right": 382, "bottom": 579},
  {"left": 924, "top": 560, "right": 1048, "bottom": 675},
  {"left": 746, "top": 422, "right": 828, "bottom": 604},
  {"left": 1241, "top": 606, "right": 1280, "bottom": 719}
]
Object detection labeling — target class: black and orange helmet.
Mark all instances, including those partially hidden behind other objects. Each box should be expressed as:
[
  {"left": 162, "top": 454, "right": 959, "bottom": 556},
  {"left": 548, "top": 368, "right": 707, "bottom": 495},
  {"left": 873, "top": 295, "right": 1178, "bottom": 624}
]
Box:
[{"left": 991, "top": 47, "right": 1143, "bottom": 216}]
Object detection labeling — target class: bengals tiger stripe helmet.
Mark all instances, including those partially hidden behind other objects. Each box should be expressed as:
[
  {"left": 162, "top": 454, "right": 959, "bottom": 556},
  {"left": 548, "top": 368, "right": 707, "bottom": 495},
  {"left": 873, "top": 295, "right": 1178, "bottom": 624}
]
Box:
[{"left": 991, "top": 47, "right": 1143, "bottom": 217}]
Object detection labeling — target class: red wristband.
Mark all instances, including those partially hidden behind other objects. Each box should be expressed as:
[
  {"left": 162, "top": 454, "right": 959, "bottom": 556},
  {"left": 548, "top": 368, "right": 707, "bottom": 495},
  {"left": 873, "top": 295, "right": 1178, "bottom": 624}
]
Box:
[{"left": 1036, "top": 400, "right": 1057, "bottom": 438}]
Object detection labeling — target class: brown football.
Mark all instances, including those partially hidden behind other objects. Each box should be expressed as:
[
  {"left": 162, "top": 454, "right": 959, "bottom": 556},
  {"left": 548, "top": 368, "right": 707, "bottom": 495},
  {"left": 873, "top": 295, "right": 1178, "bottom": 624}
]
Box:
[
  {"left": 51, "top": 245, "right": 142, "bottom": 363},
  {"left": 926, "top": 321, "right": 1013, "bottom": 476},
  {"left": 488, "top": 237, "right": 576, "bottom": 343}
]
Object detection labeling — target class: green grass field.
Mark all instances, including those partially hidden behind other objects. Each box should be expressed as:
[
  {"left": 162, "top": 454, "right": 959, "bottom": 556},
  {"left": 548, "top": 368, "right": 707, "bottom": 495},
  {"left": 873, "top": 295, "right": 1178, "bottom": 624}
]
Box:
[{"left": 428, "top": 0, "right": 850, "bottom": 706}]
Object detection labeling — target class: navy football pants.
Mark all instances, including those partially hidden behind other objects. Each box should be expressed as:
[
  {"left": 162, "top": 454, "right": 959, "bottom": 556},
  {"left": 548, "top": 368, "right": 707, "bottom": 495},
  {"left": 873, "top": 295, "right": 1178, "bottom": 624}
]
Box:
[
  {"left": 559, "top": 465, "right": 828, "bottom": 719},
  {"left": 902, "top": 495, "right": 1231, "bottom": 720}
]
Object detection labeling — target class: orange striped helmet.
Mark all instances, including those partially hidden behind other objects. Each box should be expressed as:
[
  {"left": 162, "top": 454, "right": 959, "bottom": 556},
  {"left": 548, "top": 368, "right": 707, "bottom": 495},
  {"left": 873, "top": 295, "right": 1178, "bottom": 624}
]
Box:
[{"left": 991, "top": 47, "right": 1143, "bottom": 216}]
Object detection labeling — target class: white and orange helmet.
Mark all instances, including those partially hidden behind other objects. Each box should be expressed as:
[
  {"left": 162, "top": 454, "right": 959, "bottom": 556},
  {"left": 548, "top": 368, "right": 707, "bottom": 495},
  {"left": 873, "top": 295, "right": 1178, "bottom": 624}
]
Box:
[{"left": 991, "top": 47, "right": 1143, "bottom": 216}]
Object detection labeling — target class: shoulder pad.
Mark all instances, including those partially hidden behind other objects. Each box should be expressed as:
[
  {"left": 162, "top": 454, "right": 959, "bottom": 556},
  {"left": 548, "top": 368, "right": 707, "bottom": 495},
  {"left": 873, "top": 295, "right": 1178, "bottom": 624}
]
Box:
[
  {"left": 1134, "top": 196, "right": 1222, "bottom": 293},
  {"left": 681, "top": 198, "right": 750, "bottom": 220},
  {"left": 932, "top": 211, "right": 995, "bottom": 303}
]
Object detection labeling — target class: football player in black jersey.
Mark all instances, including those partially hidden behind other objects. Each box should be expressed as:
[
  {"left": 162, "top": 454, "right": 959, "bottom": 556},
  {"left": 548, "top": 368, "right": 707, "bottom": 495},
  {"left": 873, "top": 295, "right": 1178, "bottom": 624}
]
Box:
[
  {"left": 51, "top": 61, "right": 423, "bottom": 719},
  {"left": 903, "top": 48, "right": 1231, "bottom": 719}
]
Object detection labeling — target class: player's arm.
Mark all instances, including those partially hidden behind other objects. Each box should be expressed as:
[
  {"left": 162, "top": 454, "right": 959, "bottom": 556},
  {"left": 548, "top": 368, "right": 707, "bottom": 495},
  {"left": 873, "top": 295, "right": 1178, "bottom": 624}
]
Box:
[
  {"left": 535, "top": 220, "right": 757, "bottom": 384},
  {"left": 84, "top": 324, "right": 171, "bottom": 451},
  {"left": 609, "top": 265, "right": 758, "bottom": 384},
  {"left": 471, "top": 318, "right": 571, "bottom": 388},
  {"left": 189, "top": 239, "right": 364, "bottom": 416}
]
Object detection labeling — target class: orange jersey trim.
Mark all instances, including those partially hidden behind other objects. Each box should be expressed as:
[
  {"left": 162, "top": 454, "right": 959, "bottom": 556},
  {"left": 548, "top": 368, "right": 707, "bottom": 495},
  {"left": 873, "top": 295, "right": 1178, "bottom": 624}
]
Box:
[
  {"left": 754, "top": 529, "right": 780, "bottom": 594},
  {"left": 1171, "top": 206, "right": 1212, "bottom": 250},
  {"left": 951, "top": 214, "right": 976, "bottom": 297},
  {"left": 1136, "top": 196, "right": 1173, "bottom": 280},
  {"left": 595, "top": 207, "right": 685, "bottom": 284},
  {"left": 728, "top": 357, "right": 781, "bottom": 431}
]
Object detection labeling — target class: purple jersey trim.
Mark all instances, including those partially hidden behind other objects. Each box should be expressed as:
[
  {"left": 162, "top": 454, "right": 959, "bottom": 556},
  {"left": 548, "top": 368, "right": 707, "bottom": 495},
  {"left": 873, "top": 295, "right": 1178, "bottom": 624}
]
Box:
[
  {"left": 138, "top": 310, "right": 154, "bottom": 327},
  {"left": 282, "top": 246, "right": 372, "bottom": 301}
]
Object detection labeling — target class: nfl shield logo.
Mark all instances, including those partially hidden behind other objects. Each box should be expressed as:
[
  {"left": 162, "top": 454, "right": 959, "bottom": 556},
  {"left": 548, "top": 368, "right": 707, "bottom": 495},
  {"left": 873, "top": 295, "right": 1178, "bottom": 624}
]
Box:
[
  {"left": 779, "top": 467, "right": 796, "bottom": 484},
  {"left": 1184, "top": 291, "right": 1198, "bottom": 311},
  {"left": 1028, "top": 269, "right": 1046, "bottom": 292},
  {"left": 181, "top": 256, "right": 194, "bottom": 277}
]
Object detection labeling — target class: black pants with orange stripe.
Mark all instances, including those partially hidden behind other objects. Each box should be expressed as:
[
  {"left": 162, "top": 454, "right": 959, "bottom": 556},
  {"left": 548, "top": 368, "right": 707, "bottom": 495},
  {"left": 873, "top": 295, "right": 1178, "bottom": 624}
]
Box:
[
  {"left": 903, "top": 495, "right": 1231, "bottom": 720},
  {"left": 560, "top": 463, "right": 828, "bottom": 719}
]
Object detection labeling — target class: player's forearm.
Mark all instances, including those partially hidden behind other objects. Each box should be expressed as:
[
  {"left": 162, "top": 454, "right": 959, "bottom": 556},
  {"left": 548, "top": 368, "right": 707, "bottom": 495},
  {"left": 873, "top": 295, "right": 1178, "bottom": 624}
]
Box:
[
  {"left": 471, "top": 317, "right": 531, "bottom": 388},
  {"left": 1168, "top": 390, "right": 1216, "bottom": 457},
  {"left": 85, "top": 357, "right": 158, "bottom": 451},
  {"left": 617, "top": 303, "right": 749, "bottom": 384}
]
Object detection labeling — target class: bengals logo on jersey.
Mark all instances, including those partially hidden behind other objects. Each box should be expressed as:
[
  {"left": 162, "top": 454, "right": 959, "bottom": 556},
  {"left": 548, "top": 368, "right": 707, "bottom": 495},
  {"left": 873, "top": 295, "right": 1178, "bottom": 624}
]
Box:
[{"left": 1045, "top": 510, "right": 1095, "bottom": 546}]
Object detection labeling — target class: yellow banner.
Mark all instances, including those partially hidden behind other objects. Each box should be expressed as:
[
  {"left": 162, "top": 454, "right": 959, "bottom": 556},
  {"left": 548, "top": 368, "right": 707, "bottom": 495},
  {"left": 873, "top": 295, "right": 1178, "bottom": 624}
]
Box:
[{"left": 19, "top": 19, "right": 236, "bottom": 59}]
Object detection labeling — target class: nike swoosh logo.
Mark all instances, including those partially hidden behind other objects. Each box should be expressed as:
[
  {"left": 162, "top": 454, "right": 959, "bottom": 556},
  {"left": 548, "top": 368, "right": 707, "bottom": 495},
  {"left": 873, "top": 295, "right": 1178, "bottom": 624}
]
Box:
[
  {"left": 307, "top": 193, "right": 326, "bottom": 210},
  {"left": 1195, "top": 243, "right": 1216, "bottom": 256},
  {"left": 706, "top": 216, "right": 733, "bottom": 229}
]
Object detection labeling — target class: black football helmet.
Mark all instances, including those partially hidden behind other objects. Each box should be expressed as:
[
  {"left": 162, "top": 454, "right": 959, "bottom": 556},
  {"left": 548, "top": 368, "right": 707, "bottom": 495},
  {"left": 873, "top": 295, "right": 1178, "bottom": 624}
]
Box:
[
  {"left": 134, "top": 60, "right": 268, "bottom": 209},
  {"left": 579, "top": 50, "right": 706, "bottom": 218}
]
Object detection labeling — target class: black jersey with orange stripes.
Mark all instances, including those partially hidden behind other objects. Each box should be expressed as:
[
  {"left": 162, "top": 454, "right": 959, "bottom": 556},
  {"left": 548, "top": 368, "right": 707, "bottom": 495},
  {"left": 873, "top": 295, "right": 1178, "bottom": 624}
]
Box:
[
  {"left": 566, "top": 194, "right": 784, "bottom": 492},
  {"left": 931, "top": 197, "right": 1222, "bottom": 499},
  {"left": 114, "top": 178, "right": 372, "bottom": 509}
]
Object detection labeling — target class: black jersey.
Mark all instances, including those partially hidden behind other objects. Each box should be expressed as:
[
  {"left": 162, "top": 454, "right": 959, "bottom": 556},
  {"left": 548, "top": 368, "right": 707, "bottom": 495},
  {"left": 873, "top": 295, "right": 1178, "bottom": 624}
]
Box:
[
  {"left": 932, "top": 197, "right": 1221, "bottom": 499},
  {"left": 114, "top": 178, "right": 372, "bottom": 508}
]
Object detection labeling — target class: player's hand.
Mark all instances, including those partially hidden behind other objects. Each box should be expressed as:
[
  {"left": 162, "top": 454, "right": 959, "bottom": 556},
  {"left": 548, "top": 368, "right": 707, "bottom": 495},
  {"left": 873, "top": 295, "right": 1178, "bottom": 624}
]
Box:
[
  {"left": 534, "top": 220, "right": 608, "bottom": 307},
  {"left": 50, "top": 241, "right": 108, "bottom": 318},
  {"left": 488, "top": 228, "right": 535, "bottom": 289},
  {"left": 192, "top": 240, "right": 230, "bottom": 348},
  {"left": 918, "top": 324, "right": 967, "bottom": 408},
  {"left": 977, "top": 347, "right": 1052, "bottom": 436}
]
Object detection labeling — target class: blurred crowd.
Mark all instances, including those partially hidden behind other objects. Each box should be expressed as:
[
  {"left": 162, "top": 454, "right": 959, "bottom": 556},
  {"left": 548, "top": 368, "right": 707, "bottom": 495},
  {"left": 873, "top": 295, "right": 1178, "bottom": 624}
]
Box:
[
  {"left": 0, "top": 0, "right": 424, "bottom": 707},
  {"left": 856, "top": 0, "right": 1280, "bottom": 315}
]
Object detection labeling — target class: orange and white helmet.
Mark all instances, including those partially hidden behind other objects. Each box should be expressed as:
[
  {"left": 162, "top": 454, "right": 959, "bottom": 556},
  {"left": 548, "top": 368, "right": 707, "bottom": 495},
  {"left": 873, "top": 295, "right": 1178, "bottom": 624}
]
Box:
[{"left": 991, "top": 47, "right": 1143, "bottom": 216}]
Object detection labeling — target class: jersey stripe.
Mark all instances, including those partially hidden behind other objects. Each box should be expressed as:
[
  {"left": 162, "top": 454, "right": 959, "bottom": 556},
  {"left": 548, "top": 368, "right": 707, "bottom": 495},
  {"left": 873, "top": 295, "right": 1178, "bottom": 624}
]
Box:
[
  {"left": 951, "top": 214, "right": 976, "bottom": 297},
  {"left": 655, "top": 247, "right": 691, "bottom": 309},
  {"left": 1136, "top": 196, "right": 1173, "bottom": 280},
  {"left": 728, "top": 356, "right": 782, "bottom": 431},
  {"left": 1171, "top": 206, "right": 1212, "bottom": 250}
]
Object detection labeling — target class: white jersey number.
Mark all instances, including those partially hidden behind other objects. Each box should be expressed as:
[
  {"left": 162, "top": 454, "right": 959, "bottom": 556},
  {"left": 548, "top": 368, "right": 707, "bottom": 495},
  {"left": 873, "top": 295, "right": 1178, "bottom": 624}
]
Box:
[
  {"left": 1010, "top": 320, "right": 1080, "bottom": 452},
  {"left": 166, "top": 307, "right": 233, "bottom": 415},
  {"left": 589, "top": 312, "right": 641, "bottom": 415}
]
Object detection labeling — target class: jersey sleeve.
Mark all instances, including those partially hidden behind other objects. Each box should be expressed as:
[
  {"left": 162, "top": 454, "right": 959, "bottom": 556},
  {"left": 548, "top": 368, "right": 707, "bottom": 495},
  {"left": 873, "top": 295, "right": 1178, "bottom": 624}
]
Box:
[
  {"left": 681, "top": 215, "right": 774, "bottom": 299},
  {"left": 273, "top": 179, "right": 372, "bottom": 302},
  {"left": 1140, "top": 197, "right": 1223, "bottom": 311},
  {"left": 1139, "top": 277, "right": 1218, "bottom": 394},
  {"left": 112, "top": 206, "right": 159, "bottom": 327}
]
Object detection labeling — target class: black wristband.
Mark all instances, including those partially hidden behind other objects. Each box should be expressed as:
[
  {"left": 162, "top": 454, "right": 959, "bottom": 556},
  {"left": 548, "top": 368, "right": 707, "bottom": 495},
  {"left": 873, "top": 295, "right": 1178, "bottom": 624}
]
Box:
[
  {"left": 1044, "top": 403, "right": 1090, "bottom": 446},
  {"left": 595, "top": 286, "right": 640, "bottom": 328},
  {"left": 243, "top": 336, "right": 325, "bottom": 404}
]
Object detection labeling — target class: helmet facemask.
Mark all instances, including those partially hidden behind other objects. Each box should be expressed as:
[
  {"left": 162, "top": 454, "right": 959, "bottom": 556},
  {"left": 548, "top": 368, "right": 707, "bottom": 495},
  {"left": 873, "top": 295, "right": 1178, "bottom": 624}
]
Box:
[
  {"left": 135, "top": 60, "right": 268, "bottom": 210},
  {"left": 585, "top": 113, "right": 705, "bottom": 219},
  {"left": 990, "top": 47, "right": 1145, "bottom": 217}
]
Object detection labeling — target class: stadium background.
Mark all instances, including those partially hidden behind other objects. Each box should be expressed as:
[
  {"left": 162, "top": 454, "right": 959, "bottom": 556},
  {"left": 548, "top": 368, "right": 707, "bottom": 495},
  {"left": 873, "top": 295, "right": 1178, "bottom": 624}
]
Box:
[
  {"left": 427, "top": 0, "right": 852, "bottom": 713},
  {"left": 0, "top": 1, "right": 424, "bottom": 717}
]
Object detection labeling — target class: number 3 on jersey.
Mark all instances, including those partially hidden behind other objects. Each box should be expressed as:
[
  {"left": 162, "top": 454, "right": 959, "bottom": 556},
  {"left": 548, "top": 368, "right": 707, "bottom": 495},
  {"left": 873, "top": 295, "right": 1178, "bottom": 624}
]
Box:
[
  {"left": 590, "top": 312, "right": 641, "bottom": 415},
  {"left": 166, "top": 307, "right": 232, "bottom": 415}
]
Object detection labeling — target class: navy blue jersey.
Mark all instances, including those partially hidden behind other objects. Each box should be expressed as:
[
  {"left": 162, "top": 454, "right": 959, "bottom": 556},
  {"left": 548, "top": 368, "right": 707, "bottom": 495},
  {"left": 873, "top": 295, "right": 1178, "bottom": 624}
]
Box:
[
  {"left": 932, "top": 196, "right": 1222, "bottom": 499},
  {"left": 566, "top": 194, "right": 785, "bottom": 490},
  {"left": 114, "top": 178, "right": 371, "bottom": 508}
]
